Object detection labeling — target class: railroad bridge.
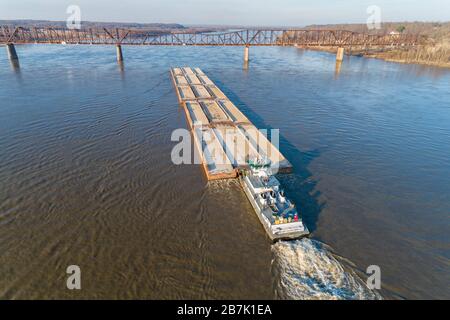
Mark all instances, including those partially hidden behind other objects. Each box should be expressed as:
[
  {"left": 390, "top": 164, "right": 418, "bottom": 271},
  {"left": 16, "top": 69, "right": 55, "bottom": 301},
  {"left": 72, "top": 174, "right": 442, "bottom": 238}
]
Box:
[{"left": 1, "top": 26, "right": 423, "bottom": 63}]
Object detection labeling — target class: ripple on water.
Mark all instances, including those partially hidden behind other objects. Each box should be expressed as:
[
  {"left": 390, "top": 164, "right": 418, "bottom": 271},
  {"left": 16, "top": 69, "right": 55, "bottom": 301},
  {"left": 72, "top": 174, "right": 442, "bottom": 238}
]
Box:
[{"left": 1, "top": 45, "right": 449, "bottom": 299}]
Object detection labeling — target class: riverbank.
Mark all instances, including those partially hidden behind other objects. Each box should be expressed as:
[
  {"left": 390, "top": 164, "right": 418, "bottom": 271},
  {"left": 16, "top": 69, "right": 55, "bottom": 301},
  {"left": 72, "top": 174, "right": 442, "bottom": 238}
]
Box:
[
  {"left": 364, "top": 48, "right": 450, "bottom": 69},
  {"left": 297, "top": 45, "right": 450, "bottom": 69},
  {"left": 301, "top": 22, "right": 450, "bottom": 69}
]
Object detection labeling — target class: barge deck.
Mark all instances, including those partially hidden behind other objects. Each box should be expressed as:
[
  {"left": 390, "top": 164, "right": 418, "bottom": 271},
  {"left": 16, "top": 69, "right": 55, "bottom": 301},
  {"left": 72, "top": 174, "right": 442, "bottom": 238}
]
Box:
[{"left": 170, "top": 67, "right": 293, "bottom": 180}]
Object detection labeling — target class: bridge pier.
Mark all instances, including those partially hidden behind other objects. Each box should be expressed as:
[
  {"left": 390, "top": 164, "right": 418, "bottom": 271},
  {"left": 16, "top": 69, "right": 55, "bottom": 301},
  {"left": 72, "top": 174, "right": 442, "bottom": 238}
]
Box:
[
  {"left": 336, "top": 47, "right": 344, "bottom": 62},
  {"left": 244, "top": 45, "right": 249, "bottom": 63},
  {"left": 6, "top": 43, "right": 19, "bottom": 61},
  {"left": 116, "top": 44, "right": 123, "bottom": 62}
]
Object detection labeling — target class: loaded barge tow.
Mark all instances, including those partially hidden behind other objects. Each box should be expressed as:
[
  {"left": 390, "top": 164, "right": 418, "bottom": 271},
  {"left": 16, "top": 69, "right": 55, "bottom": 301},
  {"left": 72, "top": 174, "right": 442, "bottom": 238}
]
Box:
[{"left": 170, "top": 67, "right": 308, "bottom": 241}]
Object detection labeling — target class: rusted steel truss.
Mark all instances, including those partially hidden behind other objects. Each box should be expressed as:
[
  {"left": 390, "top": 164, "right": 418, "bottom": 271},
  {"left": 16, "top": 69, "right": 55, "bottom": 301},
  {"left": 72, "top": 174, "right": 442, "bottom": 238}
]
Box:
[{"left": 0, "top": 26, "right": 422, "bottom": 46}]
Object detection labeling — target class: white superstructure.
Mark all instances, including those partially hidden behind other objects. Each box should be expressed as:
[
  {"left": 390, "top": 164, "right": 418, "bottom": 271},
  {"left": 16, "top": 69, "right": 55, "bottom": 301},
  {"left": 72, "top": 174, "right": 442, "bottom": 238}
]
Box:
[{"left": 239, "top": 158, "right": 309, "bottom": 241}]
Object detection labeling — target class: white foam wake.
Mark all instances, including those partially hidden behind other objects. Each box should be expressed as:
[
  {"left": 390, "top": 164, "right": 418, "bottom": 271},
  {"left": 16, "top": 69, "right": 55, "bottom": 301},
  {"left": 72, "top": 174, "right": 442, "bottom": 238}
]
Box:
[{"left": 272, "top": 238, "right": 382, "bottom": 300}]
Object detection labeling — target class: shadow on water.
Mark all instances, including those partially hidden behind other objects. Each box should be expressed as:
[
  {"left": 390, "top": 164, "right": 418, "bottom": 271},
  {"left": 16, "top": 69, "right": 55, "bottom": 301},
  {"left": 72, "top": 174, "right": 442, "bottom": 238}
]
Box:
[
  {"left": 9, "top": 58, "right": 21, "bottom": 79},
  {"left": 214, "top": 80, "right": 325, "bottom": 233},
  {"left": 7, "top": 59, "right": 23, "bottom": 84},
  {"left": 9, "top": 59, "right": 20, "bottom": 71},
  {"left": 209, "top": 78, "right": 383, "bottom": 300}
]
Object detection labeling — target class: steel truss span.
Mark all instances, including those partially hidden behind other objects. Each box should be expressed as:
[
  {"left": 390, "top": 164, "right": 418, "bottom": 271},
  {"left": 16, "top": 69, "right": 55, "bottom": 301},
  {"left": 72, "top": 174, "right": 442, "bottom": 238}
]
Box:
[{"left": 0, "top": 27, "right": 422, "bottom": 47}]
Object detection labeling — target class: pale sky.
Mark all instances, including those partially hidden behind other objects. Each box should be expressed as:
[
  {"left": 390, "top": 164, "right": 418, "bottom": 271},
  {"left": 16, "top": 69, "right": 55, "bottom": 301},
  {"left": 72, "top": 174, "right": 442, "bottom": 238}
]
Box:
[{"left": 1, "top": 0, "right": 449, "bottom": 26}]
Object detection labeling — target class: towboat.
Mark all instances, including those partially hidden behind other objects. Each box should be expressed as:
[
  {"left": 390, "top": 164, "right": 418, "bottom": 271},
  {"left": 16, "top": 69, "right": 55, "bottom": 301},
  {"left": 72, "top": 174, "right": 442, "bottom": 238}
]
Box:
[{"left": 239, "top": 158, "right": 309, "bottom": 241}]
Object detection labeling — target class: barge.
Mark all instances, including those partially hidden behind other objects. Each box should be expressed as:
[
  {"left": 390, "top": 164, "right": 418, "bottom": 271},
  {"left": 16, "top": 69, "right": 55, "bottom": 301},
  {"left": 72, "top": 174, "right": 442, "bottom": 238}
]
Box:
[{"left": 170, "top": 67, "right": 308, "bottom": 240}]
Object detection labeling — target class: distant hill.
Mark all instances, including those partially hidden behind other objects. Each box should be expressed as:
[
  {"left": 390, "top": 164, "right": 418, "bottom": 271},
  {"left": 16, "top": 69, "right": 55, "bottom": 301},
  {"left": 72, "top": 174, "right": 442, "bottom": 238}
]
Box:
[{"left": 0, "top": 19, "right": 186, "bottom": 30}]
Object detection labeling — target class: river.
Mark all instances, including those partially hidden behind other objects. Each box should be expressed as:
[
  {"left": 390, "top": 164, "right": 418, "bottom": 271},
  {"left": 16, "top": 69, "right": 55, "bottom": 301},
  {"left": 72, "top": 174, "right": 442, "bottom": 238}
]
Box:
[{"left": 0, "top": 44, "right": 449, "bottom": 299}]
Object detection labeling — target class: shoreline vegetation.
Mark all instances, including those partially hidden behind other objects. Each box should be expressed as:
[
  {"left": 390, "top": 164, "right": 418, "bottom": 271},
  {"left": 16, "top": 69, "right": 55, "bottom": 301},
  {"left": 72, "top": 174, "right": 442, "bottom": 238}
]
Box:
[
  {"left": 298, "top": 45, "right": 450, "bottom": 69},
  {"left": 303, "top": 22, "right": 450, "bottom": 69}
]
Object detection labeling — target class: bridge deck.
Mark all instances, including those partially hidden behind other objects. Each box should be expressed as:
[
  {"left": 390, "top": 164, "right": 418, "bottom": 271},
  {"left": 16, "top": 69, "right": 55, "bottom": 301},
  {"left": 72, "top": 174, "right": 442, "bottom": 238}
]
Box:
[
  {"left": 170, "top": 67, "right": 292, "bottom": 180},
  {"left": 1, "top": 26, "right": 422, "bottom": 46}
]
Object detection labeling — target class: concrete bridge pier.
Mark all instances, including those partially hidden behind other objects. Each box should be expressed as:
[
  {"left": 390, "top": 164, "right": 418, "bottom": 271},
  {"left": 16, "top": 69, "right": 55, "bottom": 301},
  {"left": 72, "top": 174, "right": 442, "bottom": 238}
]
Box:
[
  {"left": 244, "top": 45, "right": 250, "bottom": 63},
  {"left": 336, "top": 47, "right": 344, "bottom": 62},
  {"left": 6, "top": 43, "right": 19, "bottom": 61},
  {"left": 116, "top": 44, "right": 123, "bottom": 62}
]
